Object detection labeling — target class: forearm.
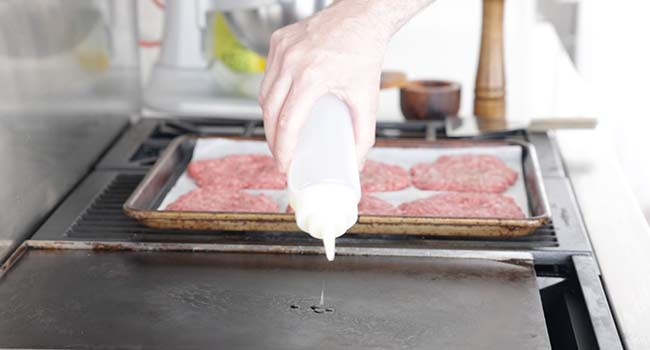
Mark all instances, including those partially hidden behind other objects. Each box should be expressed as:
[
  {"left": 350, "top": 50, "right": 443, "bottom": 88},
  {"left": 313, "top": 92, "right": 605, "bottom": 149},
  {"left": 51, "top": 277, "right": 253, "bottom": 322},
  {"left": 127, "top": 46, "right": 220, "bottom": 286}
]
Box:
[{"left": 333, "top": 0, "right": 436, "bottom": 40}]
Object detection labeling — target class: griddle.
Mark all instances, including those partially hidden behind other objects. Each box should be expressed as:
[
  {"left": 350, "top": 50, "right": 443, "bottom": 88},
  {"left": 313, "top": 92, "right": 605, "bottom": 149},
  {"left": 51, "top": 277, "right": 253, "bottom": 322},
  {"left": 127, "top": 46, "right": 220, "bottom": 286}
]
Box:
[{"left": 0, "top": 245, "right": 550, "bottom": 350}]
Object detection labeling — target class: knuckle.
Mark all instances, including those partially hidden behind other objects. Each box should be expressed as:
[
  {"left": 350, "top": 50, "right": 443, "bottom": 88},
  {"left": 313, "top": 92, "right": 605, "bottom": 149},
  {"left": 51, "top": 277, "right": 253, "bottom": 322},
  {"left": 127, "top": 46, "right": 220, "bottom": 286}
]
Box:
[
  {"left": 277, "top": 37, "right": 293, "bottom": 52},
  {"left": 261, "top": 105, "right": 273, "bottom": 119},
  {"left": 269, "top": 30, "right": 283, "bottom": 44},
  {"left": 277, "top": 113, "right": 290, "bottom": 131}
]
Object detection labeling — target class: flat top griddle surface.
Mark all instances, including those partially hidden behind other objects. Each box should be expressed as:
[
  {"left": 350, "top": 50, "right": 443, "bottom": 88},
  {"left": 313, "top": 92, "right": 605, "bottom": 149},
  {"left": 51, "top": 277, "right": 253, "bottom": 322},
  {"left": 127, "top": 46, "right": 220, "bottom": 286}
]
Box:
[{"left": 0, "top": 250, "right": 549, "bottom": 350}]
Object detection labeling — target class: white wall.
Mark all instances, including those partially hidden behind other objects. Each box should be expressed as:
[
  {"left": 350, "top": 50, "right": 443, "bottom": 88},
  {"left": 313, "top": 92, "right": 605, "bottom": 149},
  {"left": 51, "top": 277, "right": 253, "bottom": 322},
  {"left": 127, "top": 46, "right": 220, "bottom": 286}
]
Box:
[
  {"left": 378, "top": 0, "right": 590, "bottom": 123},
  {"left": 576, "top": 0, "right": 650, "bottom": 221},
  {"left": 381, "top": 0, "right": 538, "bottom": 120}
]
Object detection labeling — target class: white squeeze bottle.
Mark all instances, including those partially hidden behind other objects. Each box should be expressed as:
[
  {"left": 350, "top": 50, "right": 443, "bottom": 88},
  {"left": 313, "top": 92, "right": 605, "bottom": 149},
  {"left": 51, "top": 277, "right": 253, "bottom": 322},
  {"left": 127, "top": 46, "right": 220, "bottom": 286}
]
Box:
[{"left": 288, "top": 94, "right": 361, "bottom": 261}]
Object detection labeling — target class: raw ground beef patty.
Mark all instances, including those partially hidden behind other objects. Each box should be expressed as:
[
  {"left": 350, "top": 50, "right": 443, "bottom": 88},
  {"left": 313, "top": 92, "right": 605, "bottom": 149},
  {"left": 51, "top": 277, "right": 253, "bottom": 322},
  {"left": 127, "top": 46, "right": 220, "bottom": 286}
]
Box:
[
  {"left": 188, "top": 154, "right": 286, "bottom": 189},
  {"left": 361, "top": 160, "right": 411, "bottom": 192},
  {"left": 398, "top": 192, "right": 524, "bottom": 218},
  {"left": 286, "top": 194, "right": 399, "bottom": 216},
  {"left": 358, "top": 195, "right": 400, "bottom": 216},
  {"left": 166, "top": 187, "right": 279, "bottom": 213},
  {"left": 410, "top": 154, "right": 517, "bottom": 193}
]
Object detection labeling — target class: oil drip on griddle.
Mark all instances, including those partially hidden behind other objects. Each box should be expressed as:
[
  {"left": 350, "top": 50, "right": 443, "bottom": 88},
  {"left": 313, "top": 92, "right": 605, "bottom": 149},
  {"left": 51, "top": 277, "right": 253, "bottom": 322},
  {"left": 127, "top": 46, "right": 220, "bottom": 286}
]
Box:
[
  {"left": 310, "top": 281, "right": 334, "bottom": 314},
  {"left": 289, "top": 280, "right": 335, "bottom": 314}
]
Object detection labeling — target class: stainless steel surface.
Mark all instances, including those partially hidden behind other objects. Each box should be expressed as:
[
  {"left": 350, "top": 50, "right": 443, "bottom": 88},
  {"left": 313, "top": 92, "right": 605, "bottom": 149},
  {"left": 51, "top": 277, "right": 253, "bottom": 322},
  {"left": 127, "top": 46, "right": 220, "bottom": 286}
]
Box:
[
  {"left": 224, "top": 0, "right": 330, "bottom": 55},
  {"left": 0, "top": 114, "right": 128, "bottom": 262},
  {"left": 0, "top": 0, "right": 101, "bottom": 57},
  {"left": 0, "top": 243, "right": 550, "bottom": 350},
  {"left": 21, "top": 239, "right": 536, "bottom": 262},
  {"left": 572, "top": 256, "right": 624, "bottom": 350},
  {"left": 0, "top": 0, "right": 139, "bottom": 261},
  {"left": 124, "top": 136, "right": 551, "bottom": 237},
  {"left": 445, "top": 116, "right": 598, "bottom": 138},
  {"left": 0, "top": 0, "right": 140, "bottom": 115}
]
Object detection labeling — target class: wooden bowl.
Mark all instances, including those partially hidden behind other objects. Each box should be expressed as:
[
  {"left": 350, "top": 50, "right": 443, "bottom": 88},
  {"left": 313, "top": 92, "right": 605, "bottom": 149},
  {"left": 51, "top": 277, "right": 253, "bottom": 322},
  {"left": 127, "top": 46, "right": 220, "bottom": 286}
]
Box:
[{"left": 400, "top": 80, "right": 461, "bottom": 120}]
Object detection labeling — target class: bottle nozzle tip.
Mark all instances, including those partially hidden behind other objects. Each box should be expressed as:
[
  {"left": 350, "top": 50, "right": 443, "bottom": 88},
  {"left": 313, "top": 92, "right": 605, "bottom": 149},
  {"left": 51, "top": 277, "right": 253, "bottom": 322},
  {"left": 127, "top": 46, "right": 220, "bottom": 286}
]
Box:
[{"left": 323, "top": 234, "right": 336, "bottom": 261}]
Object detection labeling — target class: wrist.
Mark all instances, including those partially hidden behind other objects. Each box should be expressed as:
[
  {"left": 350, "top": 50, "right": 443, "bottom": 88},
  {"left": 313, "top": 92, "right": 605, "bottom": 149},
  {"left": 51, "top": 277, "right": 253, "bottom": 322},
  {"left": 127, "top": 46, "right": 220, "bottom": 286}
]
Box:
[
  {"left": 328, "top": 0, "right": 394, "bottom": 43},
  {"left": 334, "top": 0, "right": 434, "bottom": 40}
]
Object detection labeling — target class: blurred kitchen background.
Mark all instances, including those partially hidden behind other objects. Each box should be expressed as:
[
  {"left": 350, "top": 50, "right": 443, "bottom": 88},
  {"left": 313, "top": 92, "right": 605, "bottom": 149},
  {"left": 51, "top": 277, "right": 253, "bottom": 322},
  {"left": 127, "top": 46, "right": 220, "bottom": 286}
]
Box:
[{"left": 1, "top": 0, "right": 648, "bottom": 221}]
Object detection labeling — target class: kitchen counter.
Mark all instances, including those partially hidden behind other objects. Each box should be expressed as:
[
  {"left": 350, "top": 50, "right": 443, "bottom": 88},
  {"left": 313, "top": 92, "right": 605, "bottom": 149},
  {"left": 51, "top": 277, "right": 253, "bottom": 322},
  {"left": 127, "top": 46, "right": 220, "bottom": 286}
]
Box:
[{"left": 556, "top": 129, "right": 650, "bottom": 350}]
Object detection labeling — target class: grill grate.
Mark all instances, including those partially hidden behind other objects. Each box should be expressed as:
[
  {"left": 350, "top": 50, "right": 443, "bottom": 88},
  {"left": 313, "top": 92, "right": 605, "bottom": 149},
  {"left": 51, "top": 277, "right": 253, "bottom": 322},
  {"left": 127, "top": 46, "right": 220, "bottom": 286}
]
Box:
[
  {"left": 66, "top": 174, "right": 559, "bottom": 249},
  {"left": 126, "top": 120, "right": 447, "bottom": 167}
]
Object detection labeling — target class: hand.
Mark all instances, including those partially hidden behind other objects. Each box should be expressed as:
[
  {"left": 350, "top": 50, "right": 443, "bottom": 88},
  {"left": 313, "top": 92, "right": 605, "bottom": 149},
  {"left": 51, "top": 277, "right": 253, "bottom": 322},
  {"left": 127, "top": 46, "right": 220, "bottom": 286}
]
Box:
[{"left": 259, "top": 1, "right": 393, "bottom": 172}]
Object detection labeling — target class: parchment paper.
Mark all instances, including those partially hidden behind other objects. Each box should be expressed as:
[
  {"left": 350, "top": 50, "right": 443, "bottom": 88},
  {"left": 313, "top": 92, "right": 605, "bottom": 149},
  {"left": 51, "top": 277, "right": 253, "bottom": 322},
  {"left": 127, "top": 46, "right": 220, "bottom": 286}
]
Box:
[{"left": 158, "top": 138, "right": 530, "bottom": 217}]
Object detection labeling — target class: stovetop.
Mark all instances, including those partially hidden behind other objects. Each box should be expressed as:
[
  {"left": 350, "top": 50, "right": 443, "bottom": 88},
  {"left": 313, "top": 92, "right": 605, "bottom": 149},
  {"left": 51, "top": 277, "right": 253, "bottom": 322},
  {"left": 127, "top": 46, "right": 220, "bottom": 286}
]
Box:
[
  {"left": 4, "top": 118, "right": 622, "bottom": 349},
  {"left": 34, "top": 118, "right": 591, "bottom": 264}
]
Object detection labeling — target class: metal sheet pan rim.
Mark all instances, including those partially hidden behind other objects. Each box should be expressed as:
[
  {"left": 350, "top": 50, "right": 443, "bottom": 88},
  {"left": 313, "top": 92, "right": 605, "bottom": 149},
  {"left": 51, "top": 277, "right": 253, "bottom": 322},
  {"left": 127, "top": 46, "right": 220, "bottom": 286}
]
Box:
[
  {"left": 124, "top": 206, "right": 545, "bottom": 226},
  {"left": 123, "top": 135, "right": 551, "bottom": 236}
]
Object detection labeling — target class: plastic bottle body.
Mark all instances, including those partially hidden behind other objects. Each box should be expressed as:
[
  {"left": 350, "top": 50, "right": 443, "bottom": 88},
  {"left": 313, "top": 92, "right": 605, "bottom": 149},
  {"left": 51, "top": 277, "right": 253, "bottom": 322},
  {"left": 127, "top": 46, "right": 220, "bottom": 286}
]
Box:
[{"left": 288, "top": 94, "right": 361, "bottom": 261}]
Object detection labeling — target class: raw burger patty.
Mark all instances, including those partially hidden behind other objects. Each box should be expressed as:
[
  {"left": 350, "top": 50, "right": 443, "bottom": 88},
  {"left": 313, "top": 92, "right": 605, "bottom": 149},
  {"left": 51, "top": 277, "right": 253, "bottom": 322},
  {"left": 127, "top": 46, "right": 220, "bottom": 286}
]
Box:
[
  {"left": 361, "top": 160, "right": 411, "bottom": 192},
  {"left": 410, "top": 154, "right": 517, "bottom": 193},
  {"left": 286, "top": 195, "right": 399, "bottom": 216},
  {"left": 399, "top": 192, "right": 524, "bottom": 218},
  {"left": 166, "top": 187, "right": 279, "bottom": 213},
  {"left": 358, "top": 195, "right": 400, "bottom": 216},
  {"left": 188, "top": 154, "right": 285, "bottom": 189}
]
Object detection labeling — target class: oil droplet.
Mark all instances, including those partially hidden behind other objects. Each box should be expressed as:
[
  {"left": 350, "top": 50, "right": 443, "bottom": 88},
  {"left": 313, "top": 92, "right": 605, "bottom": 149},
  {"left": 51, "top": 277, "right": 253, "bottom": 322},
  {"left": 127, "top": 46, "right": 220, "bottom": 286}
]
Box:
[
  {"left": 290, "top": 304, "right": 300, "bottom": 309},
  {"left": 310, "top": 305, "right": 325, "bottom": 313}
]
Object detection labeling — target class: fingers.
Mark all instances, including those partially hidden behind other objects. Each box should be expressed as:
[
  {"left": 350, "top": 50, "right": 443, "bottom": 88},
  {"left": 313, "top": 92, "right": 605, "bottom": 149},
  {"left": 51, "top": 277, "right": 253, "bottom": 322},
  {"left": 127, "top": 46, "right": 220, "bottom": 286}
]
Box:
[
  {"left": 261, "top": 76, "right": 292, "bottom": 152},
  {"left": 259, "top": 55, "right": 279, "bottom": 105},
  {"left": 345, "top": 93, "right": 377, "bottom": 168},
  {"left": 258, "top": 32, "right": 283, "bottom": 103},
  {"left": 273, "top": 83, "right": 324, "bottom": 172}
]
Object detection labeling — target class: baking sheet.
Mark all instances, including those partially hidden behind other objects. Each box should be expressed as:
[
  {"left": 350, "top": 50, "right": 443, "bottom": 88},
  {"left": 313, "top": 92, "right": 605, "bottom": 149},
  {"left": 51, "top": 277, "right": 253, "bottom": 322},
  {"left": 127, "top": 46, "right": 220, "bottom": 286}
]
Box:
[{"left": 158, "top": 138, "right": 530, "bottom": 217}]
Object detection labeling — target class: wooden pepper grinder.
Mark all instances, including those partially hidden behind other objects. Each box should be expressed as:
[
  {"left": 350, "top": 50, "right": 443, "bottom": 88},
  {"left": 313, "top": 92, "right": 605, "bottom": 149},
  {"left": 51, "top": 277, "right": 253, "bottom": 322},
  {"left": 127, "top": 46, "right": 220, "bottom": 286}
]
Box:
[{"left": 474, "top": 0, "right": 506, "bottom": 120}]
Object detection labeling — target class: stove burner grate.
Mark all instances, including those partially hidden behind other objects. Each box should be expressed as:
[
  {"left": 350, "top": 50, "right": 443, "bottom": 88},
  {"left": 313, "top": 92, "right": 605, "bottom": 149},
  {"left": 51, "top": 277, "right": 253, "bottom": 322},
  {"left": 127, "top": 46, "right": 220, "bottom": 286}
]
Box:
[{"left": 65, "top": 174, "right": 559, "bottom": 249}]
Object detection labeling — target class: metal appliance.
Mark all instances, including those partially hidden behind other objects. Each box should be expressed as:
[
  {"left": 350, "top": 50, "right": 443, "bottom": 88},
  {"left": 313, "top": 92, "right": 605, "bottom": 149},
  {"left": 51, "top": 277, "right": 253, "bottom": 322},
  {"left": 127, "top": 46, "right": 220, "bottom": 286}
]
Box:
[
  {"left": 0, "top": 117, "right": 622, "bottom": 349},
  {"left": 0, "top": 1, "right": 625, "bottom": 349},
  {"left": 144, "top": 0, "right": 328, "bottom": 117}
]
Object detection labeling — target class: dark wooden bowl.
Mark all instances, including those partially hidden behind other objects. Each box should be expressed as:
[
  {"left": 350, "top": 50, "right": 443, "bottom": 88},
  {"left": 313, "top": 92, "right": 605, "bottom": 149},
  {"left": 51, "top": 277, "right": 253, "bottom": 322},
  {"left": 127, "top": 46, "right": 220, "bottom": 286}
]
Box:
[{"left": 400, "top": 80, "right": 461, "bottom": 120}]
